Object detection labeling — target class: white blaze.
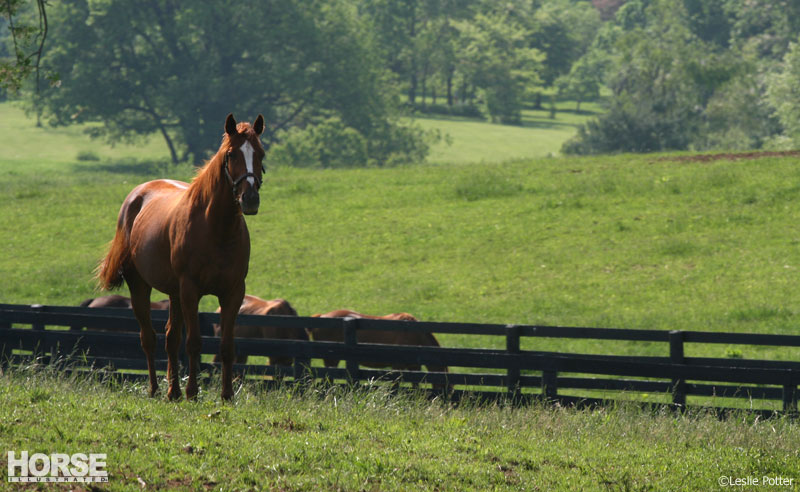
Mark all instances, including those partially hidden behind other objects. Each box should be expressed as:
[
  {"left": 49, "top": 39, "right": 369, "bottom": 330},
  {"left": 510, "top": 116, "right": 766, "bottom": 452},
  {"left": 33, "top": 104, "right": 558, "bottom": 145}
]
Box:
[{"left": 240, "top": 141, "right": 255, "bottom": 186}]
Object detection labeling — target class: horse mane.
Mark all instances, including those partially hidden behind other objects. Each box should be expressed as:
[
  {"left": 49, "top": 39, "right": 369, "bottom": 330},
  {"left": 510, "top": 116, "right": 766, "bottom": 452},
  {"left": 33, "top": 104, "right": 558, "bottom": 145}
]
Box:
[{"left": 187, "top": 122, "right": 256, "bottom": 204}]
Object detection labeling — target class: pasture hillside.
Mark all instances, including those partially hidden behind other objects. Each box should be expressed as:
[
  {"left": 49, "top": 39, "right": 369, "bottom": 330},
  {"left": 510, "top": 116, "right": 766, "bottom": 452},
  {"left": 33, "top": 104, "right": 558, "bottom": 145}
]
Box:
[
  {"left": 3, "top": 103, "right": 800, "bottom": 491},
  {"left": 2, "top": 102, "right": 800, "bottom": 364}
]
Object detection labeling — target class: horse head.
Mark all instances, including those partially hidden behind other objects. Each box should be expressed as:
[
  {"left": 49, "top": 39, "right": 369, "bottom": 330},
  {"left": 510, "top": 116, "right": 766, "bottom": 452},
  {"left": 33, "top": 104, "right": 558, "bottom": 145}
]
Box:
[{"left": 223, "top": 113, "right": 266, "bottom": 215}]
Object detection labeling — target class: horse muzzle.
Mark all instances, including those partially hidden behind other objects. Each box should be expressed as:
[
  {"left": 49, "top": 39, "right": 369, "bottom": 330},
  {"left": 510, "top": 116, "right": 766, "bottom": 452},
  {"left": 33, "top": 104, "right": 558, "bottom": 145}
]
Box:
[{"left": 239, "top": 189, "right": 260, "bottom": 215}]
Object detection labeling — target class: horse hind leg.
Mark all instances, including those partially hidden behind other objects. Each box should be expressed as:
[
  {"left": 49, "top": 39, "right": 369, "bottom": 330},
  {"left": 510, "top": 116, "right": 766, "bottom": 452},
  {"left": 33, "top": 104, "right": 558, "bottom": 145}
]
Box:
[
  {"left": 126, "top": 273, "right": 158, "bottom": 397},
  {"left": 179, "top": 281, "right": 205, "bottom": 401},
  {"left": 165, "top": 295, "right": 185, "bottom": 401}
]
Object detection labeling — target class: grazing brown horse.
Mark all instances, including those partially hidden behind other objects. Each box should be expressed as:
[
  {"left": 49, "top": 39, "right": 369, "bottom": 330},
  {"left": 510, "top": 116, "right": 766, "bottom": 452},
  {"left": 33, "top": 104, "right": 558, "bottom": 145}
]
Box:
[
  {"left": 212, "top": 295, "right": 306, "bottom": 366},
  {"left": 71, "top": 295, "right": 169, "bottom": 331},
  {"left": 96, "top": 113, "right": 265, "bottom": 401},
  {"left": 308, "top": 310, "right": 448, "bottom": 374}
]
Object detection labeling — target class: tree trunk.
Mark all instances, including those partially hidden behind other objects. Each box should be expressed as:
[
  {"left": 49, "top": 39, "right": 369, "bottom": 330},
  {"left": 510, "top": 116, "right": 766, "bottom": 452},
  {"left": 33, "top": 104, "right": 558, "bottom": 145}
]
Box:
[
  {"left": 408, "top": 68, "right": 417, "bottom": 105},
  {"left": 446, "top": 67, "right": 454, "bottom": 107},
  {"left": 534, "top": 93, "right": 543, "bottom": 110},
  {"left": 420, "top": 71, "right": 427, "bottom": 108},
  {"left": 157, "top": 123, "right": 180, "bottom": 167}
]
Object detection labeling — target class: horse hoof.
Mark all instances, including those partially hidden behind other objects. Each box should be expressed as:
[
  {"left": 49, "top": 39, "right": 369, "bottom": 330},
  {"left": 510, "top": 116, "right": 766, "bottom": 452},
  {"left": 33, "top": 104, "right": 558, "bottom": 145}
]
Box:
[
  {"left": 167, "top": 387, "right": 182, "bottom": 401},
  {"left": 148, "top": 386, "right": 159, "bottom": 398},
  {"left": 185, "top": 384, "right": 199, "bottom": 401}
]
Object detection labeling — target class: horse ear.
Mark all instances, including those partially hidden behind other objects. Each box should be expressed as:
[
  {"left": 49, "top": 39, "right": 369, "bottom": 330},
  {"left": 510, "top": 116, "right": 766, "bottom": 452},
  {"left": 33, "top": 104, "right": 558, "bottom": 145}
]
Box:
[
  {"left": 253, "top": 114, "right": 265, "bottom": 136},
  {"left": 225, "top": 113, "right": 237, "bottom": 136}
]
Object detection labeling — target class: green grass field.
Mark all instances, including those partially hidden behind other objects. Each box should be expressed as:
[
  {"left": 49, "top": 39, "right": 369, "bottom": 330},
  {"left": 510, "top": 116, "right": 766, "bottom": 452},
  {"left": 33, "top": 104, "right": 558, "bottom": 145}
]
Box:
[
  {"left": 2, "top": 103, "right": 799, "bottom": 354},
  {"left": 411, "top": 102, "right": 601, "bottom": 163},
  {"left": 2, "top": 101, "right": 800, "bottom": 490}
]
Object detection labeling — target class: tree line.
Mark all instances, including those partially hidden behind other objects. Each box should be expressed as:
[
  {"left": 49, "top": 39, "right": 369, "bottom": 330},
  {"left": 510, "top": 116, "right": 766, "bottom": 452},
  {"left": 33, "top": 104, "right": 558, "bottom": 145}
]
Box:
[
  {"left": 2, "top": 0, "right": 800, "bottom": 164},
  {"left": 562, "top": 0, "right": 800, "bottom": 155}
]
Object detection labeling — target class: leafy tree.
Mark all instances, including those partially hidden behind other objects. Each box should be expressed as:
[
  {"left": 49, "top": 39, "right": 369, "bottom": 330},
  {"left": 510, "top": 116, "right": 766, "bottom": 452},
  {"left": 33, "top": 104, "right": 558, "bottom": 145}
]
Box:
[
  {"left": 555, "top": 51, "right": 605, "bottom": 112},
  {"left": 360, "top": 0, "right": 474, "bottom": 107},
  {"left": 724, "top": 0, "right": 800, "bottom": 60},
  {"left": 1, "top": 0, "right": 50, "bottom": 94},
  {"left": 698, "top": 68, "right": 779, "bottom": 150},
  {"left": 270, "top": 115, "right": 435, "bottom": 168},
  {"left": 766, "top": 38, "right": 800, "bottom": 147},
  {"left": 453, "top": 3, "right": 544, "bottom": 123},
  {"left": 683, "top": 0, "right": 730, "bottom": 48},
  {"left": 564, "top": 0, "right": 738, "bottom": 154},
  {"left": 530, "top": 0, "right": 602, "bottom": 88},
  {"left": 269, "top": 116, "right": 369, "bottom": 168},
  {"left": 35, "top": 0, "right": 411, "bottom": 165}
]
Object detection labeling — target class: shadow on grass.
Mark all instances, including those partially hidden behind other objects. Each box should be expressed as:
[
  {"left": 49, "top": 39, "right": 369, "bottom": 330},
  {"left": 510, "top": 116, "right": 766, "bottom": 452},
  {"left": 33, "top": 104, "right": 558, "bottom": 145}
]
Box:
[
  {"left": 414, "top": 109, "right": 597, "bottom": 131},
  {"left": 71, "top": 158, "right": 173, "bottom": 177},
  {"left": 520, "top": 118, "right": 584, "bottom": 131}
]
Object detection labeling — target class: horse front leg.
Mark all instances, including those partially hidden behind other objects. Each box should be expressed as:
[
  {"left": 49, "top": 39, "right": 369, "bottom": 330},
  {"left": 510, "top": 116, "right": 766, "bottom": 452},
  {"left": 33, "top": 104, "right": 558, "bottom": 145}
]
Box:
[
  {"left": 219, "top": 287, "right": 245, "bottom": 401},
  {"left": 165, "top": 296, "right": 184, "bottom": 401},
  {"left": 179, "top": 282, "right": 202, "bottom": 400}
]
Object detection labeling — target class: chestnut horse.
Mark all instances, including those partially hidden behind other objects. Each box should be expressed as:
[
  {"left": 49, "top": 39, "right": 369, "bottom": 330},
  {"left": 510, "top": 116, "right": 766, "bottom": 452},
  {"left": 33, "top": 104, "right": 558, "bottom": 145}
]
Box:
[
  {"left": 97, "top": 113, "right": 265, "bottom": 401},
  {"left": 70, "top": 295, "right": 169, "bottom": 331},
  {"left": 308, "top": 310, "right": 448, "bottom": 374},
  {"left": 212, "top": 295, "right": 306, "bottom": 366}
]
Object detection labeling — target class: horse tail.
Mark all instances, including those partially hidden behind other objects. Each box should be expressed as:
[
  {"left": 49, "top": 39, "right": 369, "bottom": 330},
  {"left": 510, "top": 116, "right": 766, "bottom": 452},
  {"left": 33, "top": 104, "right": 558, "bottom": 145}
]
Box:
[
  {"left": 95, "top": 223, "right": 130, "bottom": 291},
  {"left": 96, "top": 193, "right": 144, "bottom": 291}
]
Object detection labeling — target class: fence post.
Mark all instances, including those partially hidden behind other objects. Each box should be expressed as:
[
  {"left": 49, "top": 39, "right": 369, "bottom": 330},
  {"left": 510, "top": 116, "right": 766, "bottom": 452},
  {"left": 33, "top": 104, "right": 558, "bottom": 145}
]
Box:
[
  {"left": 783, "top": 370, "right": 797, "bottom": 415},
  {"left": 542, "top": 368, "right": 558, "bottom": 402},
  {"left": 506, "top": 325, "right": 521, "bottom": 400},
  {"left": 669, "top": 330, "right": 686, "bottom": 410},
  {"left": 293, "top": 331, "right": 311, "bottom": 385},
  {"left": 293, "top": 357, "right": 310, "bottom": 384},
  {"left": 30, "top": 304, "right": 56, "bottom": 363},
  {"left": 31, "top": 304, "right": 45, "bottom": 331},
  {"left": 0, "top": 311, "right": 10, "bottom": 369},
  {"left": 343, "top": 317, "right": 360, "bottom": 385}
]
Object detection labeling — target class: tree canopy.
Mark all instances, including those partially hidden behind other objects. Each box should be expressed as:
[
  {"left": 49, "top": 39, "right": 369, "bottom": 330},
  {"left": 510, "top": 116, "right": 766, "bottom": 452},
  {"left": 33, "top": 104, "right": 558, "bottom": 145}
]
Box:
[
  {"left": 6, "top": 0, "right": 800, "bottom": 161},
  {"left": 564, "top": 0, "right": 800, "bottom": 154},
  {"left": 1, "top": 0, "right": 49, "bottom": 94},
  {"left": 35, "top": 0, "right": 405, "bottom": 165}
]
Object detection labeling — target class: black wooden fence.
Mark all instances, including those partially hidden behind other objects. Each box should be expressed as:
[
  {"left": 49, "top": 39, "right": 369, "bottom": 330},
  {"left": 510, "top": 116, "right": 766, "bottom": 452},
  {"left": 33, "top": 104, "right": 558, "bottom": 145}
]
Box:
[{"left": 1, "top": 302, "right": 798, "bottom": 416}]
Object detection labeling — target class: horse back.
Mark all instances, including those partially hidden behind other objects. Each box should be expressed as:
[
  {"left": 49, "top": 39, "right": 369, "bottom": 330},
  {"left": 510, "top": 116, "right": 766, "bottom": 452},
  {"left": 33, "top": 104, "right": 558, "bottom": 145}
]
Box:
[
  {"left": 215, "top": 295, "right": 305, "bottom": 340},
  {"left": 123, "top": 180, "right": 193, "bottom": 295},
  {"left": 309, "top": 310, "right": 433, "bottom": 346}
]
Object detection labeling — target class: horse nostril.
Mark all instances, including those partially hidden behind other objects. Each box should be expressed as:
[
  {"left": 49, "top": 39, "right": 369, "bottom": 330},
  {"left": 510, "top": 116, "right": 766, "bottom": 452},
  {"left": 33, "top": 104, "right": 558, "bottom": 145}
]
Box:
[{"left": 239, "top": 188, "right": 260, "bottom": 214}]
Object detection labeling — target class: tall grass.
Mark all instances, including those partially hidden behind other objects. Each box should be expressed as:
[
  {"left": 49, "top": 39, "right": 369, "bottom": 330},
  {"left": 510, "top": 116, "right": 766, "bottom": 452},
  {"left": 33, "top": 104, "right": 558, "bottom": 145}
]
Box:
[{"left": 2, "top": 363, "right": 799, "bottom": 491}]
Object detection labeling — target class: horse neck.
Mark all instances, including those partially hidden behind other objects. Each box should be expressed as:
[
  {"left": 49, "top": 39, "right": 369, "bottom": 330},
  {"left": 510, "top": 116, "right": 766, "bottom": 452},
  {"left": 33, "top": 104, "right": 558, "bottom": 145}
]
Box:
[{"left": 187, "top": 151, "right": 242, "bottom": 233}]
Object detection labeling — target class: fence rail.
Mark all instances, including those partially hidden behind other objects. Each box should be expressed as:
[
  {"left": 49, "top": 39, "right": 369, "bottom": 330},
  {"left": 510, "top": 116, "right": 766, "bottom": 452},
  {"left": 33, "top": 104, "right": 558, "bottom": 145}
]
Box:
[{"left": 1, "top": 303, "right": 798, "bottom": 416}]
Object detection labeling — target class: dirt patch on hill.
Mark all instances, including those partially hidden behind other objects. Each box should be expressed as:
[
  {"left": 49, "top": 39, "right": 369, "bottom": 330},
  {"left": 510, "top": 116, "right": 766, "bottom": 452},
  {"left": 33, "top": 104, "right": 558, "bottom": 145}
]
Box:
[{"left": 658, "top": 150, "right": 800, "bottom": 163}]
